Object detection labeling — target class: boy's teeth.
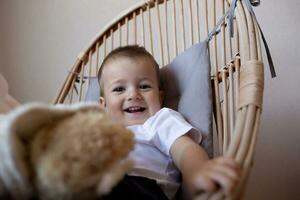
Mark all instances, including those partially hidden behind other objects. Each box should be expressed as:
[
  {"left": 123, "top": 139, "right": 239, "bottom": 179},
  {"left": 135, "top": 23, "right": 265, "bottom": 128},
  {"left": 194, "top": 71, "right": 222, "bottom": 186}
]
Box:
[
  {"left": 130, "top": 107, "right": 140, "bottom": 111},
  {"left": 125, "top": 107, "right": 145, "bottom": 112},
  {"left": 129, "top": 107, "right": 140, "bottom": 111}
]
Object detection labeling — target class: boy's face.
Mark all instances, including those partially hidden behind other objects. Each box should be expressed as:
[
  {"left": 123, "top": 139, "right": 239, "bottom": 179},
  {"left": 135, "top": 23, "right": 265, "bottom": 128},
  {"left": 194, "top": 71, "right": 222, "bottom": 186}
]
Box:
[{"left": 99, "top": 57, "right": 162, "bottom": 126}]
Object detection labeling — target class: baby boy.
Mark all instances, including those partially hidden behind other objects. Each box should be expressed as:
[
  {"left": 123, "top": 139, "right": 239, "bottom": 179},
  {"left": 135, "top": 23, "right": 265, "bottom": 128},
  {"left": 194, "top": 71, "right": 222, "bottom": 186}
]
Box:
[{"left": 98, "top": 45, "right": 240, "bottom": 200}]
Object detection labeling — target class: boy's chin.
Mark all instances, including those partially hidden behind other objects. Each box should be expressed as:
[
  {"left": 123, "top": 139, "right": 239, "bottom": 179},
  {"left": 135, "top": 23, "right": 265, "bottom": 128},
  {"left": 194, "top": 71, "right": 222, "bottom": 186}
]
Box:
[
  {"left": 124, "top": 118, "right": 147, "bottom": 126},
  {"left": 122, "top": 112, "right": 149, "bottom": 126}
]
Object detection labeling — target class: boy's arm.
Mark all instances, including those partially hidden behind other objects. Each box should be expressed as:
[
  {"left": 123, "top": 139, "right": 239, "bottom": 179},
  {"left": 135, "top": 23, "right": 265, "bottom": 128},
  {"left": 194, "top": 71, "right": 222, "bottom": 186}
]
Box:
[{"left": 170, "top": 134, "right": 240, "bottom": 197}]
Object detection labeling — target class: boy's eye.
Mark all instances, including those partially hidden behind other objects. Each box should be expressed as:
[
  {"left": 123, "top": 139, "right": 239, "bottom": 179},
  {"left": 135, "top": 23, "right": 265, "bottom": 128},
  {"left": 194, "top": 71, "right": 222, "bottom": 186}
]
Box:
[
  {"left": 140, "top": 84, "right": 151, "bottom": 89},
  {"left": 112, "top": 86, "right": 125, "bottom": 92}
]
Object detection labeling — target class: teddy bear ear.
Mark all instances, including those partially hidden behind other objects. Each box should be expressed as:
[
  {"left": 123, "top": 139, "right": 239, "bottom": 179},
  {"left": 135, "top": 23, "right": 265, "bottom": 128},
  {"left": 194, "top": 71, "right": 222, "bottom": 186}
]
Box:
[
  {"left": 0, "top": 73, "right": 8, "bottom": 98},
  {"left": 4, "top": 103, "right": 101, "bottom": 141}
]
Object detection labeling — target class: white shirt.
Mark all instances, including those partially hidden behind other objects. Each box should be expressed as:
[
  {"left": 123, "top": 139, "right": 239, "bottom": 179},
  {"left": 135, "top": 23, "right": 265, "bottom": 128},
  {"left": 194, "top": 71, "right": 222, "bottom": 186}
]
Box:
[{"left": 127, "top": 108, "right": 202, "bottom": 199}]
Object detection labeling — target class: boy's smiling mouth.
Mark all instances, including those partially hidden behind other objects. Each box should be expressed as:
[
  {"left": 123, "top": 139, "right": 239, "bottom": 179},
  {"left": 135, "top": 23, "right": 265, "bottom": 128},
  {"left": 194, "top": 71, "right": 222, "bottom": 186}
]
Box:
[{"left": 124, "top": 106, "right": 146, "bottom": 113}]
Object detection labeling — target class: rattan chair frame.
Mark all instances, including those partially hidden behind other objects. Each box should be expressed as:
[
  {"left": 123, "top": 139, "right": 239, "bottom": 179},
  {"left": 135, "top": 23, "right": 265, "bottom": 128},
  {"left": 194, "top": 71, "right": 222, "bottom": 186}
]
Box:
[{"left": 54, "top": 0, "right": 264, "bottom": 199}]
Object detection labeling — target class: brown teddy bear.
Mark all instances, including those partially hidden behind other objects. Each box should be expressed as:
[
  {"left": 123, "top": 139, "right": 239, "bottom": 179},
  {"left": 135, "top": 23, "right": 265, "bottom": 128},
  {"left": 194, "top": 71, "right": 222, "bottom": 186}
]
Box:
[{"left": 0, "top": 103, "right": 135, "bottom": 200}]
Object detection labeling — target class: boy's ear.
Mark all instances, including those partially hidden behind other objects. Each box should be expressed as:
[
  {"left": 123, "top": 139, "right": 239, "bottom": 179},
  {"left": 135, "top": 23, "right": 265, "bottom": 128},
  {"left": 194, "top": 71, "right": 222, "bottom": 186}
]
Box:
[
  {"left": 159, "top": 90, "right": 164, "bottom": 106},
  {"left": 99, "top": 97, "right": 106, "bottom": 109}
]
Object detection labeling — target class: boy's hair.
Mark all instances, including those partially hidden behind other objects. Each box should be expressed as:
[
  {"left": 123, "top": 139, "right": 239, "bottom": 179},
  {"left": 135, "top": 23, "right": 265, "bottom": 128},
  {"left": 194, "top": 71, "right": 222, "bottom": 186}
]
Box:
[{"left": 97, "top": 45, "right": 160, "bottom": 96}]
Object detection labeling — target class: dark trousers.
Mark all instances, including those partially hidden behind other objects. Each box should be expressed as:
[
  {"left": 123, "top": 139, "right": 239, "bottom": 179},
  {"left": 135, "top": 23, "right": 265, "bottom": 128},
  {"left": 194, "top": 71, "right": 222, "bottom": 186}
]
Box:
[{"left": 102, "top": 175, "right": 169, "bottom": 200}]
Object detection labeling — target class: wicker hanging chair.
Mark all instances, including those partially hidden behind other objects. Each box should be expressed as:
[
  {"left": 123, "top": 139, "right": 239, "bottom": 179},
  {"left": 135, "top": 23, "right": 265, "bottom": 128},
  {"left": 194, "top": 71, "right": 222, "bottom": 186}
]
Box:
[{"left": 54, "top": 0, "right": 271, "bottom": 199}]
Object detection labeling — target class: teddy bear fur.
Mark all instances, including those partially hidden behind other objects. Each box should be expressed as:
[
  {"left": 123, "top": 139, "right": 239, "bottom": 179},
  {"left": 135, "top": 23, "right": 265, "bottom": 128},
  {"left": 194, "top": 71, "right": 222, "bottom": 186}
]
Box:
[{"left": 0, "top": 103, "right": 134, "bottom": 200}]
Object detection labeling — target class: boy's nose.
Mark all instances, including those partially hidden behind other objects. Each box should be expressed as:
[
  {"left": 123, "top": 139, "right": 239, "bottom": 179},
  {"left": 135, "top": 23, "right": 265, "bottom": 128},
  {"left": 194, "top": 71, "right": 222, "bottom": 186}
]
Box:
[{"left": 127, "top": 89, "right": 142, "bottom": 101}]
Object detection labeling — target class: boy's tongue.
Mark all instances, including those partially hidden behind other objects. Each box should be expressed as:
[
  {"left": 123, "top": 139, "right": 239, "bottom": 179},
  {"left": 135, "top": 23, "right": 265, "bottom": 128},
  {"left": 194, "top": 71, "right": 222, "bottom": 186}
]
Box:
[{"left": 124, "top": 106, "right": 146, "bottom": 113}]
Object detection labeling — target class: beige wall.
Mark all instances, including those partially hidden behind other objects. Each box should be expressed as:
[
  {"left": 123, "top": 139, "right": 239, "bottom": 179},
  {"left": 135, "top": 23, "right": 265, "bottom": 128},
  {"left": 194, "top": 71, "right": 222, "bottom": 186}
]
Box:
[
  {"left": 245, "top": 1, "right": 300, "bottom": 199},
  {"left": 1, "top": 0, "right": 299, "bottom": 199},
  {"left": 0, "top": 0, "right": 141, "bottom": 102}
]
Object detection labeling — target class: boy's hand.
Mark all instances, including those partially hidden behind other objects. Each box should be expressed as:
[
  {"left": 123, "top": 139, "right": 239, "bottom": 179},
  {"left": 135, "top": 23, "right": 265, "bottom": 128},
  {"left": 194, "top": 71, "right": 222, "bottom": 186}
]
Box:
[
  {"left": 171, "top": 136, "right": 241, "bottom": 198},
  {"left": 190, "top": 157, "right": 240, "bottom": 197}
]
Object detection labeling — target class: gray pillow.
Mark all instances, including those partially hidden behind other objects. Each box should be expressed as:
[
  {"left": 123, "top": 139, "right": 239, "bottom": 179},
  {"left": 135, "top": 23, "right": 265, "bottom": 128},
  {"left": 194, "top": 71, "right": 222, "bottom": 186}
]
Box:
[
  {"left": 85, "top": 77, "right": 100, "bottom": 102},
  {"left": 160, "top": 41, "right": 212, "bottom": 157},
  {"left": 85, "top": 41, "right": 213, "bottom": 157}
]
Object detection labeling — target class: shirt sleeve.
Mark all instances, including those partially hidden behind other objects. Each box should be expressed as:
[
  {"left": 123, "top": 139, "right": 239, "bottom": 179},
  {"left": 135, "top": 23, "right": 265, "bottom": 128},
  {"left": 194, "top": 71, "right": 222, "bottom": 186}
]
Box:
[{"left": 143, "top": 108, "right": 202, "bottom": 156}]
